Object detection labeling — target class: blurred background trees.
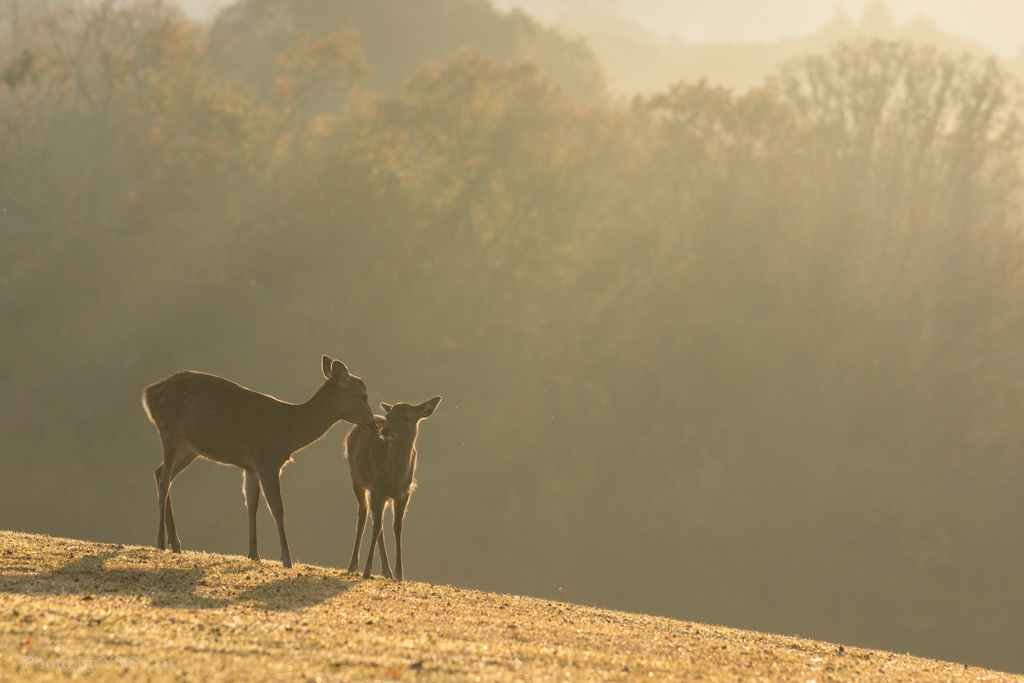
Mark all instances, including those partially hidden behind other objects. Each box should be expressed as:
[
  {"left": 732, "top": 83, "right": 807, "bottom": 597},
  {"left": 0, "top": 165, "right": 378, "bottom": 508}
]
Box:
[
  {"left": 3, "top": 0, "right": 1024, "bottom": 673},
  {"left": 207, "top": 0, "right": 605, "bottom": 104}
]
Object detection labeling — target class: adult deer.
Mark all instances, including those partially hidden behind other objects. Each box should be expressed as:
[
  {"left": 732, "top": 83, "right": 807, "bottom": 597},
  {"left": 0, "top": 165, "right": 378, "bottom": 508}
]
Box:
[
  {"left": 142, "top": 355, "right": 377, "bottom": 568},
  {"left": 346, "top": 396, "right": 441, "bottom": 580}
]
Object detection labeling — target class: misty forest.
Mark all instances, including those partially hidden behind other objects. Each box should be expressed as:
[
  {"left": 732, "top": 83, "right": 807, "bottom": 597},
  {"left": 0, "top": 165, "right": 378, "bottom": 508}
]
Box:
[{"left": 2, "top": 0, "right": 1024, "bottom": 674}]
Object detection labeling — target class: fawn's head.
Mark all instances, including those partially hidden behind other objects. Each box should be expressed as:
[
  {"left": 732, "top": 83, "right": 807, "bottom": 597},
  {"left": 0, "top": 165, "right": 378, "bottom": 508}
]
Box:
[
  {"left": 379, "top": 396, "right": 442, "bottom": 443},
  {"left": 322, "top": 355, "right": 377, "bottom": 431}
]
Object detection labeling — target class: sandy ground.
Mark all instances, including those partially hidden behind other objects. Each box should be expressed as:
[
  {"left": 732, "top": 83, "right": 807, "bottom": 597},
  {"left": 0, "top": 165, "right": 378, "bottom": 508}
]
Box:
[{"left": 0, "top": 530, "right": 1020, "bottom": 682}]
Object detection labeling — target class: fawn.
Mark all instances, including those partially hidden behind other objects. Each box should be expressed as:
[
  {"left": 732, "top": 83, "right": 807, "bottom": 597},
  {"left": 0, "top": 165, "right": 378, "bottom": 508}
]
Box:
[
  {"left": 345, "top": 396, "right": 441, "bottom": 580},
  {"left": 142, "top": 355, "right": 377, "bottom": 568}
]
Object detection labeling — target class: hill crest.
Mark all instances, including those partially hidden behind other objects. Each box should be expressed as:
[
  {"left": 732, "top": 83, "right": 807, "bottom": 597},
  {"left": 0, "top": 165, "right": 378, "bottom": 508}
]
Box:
[{"left": 0, "top": 531, "right": 1019, "bottom": 681}]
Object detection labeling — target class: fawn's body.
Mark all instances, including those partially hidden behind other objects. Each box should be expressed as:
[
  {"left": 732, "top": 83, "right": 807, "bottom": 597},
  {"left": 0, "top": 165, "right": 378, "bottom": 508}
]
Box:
[
  {"left": 142, "top": 355, "right": 377, "bottom": 568},
  {"left": 346, "top": 397, "right": 441, "bottom": 580}
]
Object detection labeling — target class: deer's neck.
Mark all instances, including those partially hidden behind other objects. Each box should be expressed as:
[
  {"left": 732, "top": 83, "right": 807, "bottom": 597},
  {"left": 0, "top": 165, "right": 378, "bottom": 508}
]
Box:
[
  {"left": 386, "top": 439, "right": 416, "bottom": 472},
  {"left": 284, "top": 382, "right": 338, "bottom": 453}
]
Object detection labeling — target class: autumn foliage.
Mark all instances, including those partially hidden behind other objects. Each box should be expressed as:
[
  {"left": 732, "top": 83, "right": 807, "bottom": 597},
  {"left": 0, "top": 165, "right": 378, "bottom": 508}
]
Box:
[{"left": 2, "top": 0, "right": 1023, "bottom": 673}]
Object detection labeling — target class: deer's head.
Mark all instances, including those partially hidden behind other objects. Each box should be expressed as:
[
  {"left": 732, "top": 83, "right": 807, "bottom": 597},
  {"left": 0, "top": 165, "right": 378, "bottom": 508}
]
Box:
[
  {"left": 322, "top": 355, "right": 377, "bottom": 431},
  {"left": 379, "top": 397, "right": 442, "bottom": 443}
]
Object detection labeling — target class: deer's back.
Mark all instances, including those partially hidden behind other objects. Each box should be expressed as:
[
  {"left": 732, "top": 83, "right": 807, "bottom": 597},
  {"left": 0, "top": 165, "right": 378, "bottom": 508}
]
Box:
[
  {"left": 346, "top": 419, "right": 417, "bottom": 499},
  {"left": 143, "top": 371, "right": 295, "bottom": 460}
]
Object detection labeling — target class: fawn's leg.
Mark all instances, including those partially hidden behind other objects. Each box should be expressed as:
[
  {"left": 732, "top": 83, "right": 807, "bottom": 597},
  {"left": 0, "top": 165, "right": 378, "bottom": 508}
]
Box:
[
  {"left": 257, "top": 463, "right": 292, "bottom": 568},
  {"left": 243, "top": 467, "right": 262, "bottom": 562},
  {"left": 348, "top": 482, "right": 368, "bottom": 573},
  {"left": 363, "top": 490, "right": 392, "bottom": 579},
  {"left": 163, "top": 447, "right": 198, "bottom": 553},
  {"left": 375, "top": 529, "right": 390, "bottom": 579},
  {"left": 393, "top": 494, "right": 410, "bottom": 581},
  {"left": 375, "top": 499, "right": 393, "bottom": 580}
]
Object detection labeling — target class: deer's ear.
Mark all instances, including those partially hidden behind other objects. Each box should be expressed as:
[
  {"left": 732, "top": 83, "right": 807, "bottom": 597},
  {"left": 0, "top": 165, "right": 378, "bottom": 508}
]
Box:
[
  {"left": 381, "top": 402, "right": 393, "bottom": 413},
  {"left": 330, "top": 359, "right": 350, "bottom": 381},
  {"left": 322, "top": 355, "right": 333, "bottom": 379},
  {"left": 417, "top": 396, "right": 442, "bottom": 418}
]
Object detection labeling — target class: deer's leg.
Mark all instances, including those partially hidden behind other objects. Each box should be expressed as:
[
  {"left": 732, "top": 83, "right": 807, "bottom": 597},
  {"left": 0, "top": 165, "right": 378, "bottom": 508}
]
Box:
[
  {"left": 392, "top": 494, "right": 410, "bottom": 581},
  {"left": 163, "top": 447, "right": 198, "bottom": 553},
  {"left": 375, "top": 499, "right": 393, "bottom": 580},
  {"left": 257, "top": 464, "right": 292, "bottom": 568},
  {"left": 154, "top": 463, "right": 167, "bottom": 550},
  {"left": 154, "top": 435, "right": 184, "bottom": 550},
  {"left": 347, "top": 482, "right": 368, "bottom": 573},
  {"left": 375, "top": 513, "right": 391, "bottom": 579},
  {"left": 243, "top": 467, "right": 262, "bottom": 562},
  {"left": 363, "top": 490, "right": 392, "bottom": 579}
]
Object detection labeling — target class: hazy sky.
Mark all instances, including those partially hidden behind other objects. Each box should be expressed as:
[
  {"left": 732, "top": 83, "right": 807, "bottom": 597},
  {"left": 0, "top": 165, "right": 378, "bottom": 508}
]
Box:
[{"left": 177, "top": 0, "right": 1023, "bottom": 56}]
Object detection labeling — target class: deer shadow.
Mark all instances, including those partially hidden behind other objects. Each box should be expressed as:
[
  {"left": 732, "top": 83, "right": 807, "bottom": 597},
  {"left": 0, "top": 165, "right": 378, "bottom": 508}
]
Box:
[{"left": 0, "top": 549, "right": 351, "bottom": 611}]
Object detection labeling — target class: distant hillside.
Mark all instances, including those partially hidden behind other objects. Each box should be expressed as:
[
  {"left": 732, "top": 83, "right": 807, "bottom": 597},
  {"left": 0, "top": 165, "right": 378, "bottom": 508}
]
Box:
[
  {"left": 555, "top": 2, "right": 1020, "bottom": 94},
  {"left": 207, "top": 0, "right": 606, "bottom": 104},
  {"left": 2, "top": 531, "right": 1022, "bottom": 681}
]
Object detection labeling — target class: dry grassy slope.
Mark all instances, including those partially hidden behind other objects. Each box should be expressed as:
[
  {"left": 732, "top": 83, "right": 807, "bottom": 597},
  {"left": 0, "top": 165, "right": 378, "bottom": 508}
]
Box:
[{"left": 0, "top": 531, "right": 1018, "bottom": 683}]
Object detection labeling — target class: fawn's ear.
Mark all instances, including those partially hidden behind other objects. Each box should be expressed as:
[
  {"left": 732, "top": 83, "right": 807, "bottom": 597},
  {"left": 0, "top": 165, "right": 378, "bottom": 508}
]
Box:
[
  {"left": 381, "top": 402, "right": 393, "bottom": 413},
  {"left": 322, "top": 355, "right": 333, "bottom": 379},
  {"left": 417, "top": 396, "right": 442, "bottom": 418},
  {"left": 329, "top": 359, "right": 350, "bottom": 381}
]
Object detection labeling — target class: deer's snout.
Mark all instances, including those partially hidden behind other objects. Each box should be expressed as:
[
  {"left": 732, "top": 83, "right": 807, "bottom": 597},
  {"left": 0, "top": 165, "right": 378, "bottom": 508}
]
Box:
[{"left": 380, "top": 425, "right": 394, "bottom": 440}]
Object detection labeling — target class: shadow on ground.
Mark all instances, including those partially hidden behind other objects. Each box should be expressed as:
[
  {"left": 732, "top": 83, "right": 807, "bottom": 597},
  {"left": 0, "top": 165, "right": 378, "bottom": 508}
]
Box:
[{"left": 0, "top": 546, "right": 352, "bottom": 610}]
